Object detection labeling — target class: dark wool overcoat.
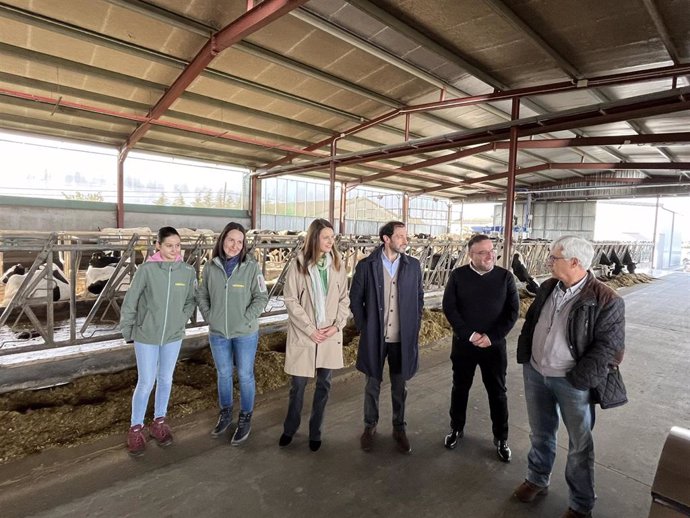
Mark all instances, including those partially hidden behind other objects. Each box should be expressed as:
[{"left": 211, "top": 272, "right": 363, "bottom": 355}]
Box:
[{"left": 350, "top": 246, "right": 424, "bottom": 381}]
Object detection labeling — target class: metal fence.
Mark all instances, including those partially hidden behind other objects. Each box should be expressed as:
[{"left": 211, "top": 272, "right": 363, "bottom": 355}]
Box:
[{"left": 1, "top": 231, "right": 653, "bottom": 356}]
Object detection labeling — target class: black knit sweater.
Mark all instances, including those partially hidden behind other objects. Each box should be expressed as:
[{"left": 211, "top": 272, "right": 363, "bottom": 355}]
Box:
[{"left": 442, "top": 264, "right": 520, "bottom": 346}]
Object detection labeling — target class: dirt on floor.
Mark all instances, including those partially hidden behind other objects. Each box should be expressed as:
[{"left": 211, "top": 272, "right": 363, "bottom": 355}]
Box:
[{"left": 0, "top": 272, "right": 653, "bottom": 464}]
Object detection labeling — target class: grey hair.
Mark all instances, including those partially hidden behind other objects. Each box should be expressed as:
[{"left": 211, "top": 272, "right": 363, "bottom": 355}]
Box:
[{"left": 550, "top": 235, "right": 594, "bottom": 269}]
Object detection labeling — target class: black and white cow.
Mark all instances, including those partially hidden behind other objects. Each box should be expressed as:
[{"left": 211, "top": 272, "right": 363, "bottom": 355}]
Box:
[
  {"left": 1, "top": 262, "right": 70, "bottom": 306},
  {"left": 621, "top": 248, "right": 637, "bottom": 274},
  {"left": 85, "top": 251, "right": 133, "bottom": 295},
  {"left": 430, "top": 252, "right": 458, "bottom": 272},
  {"left": 609, "top": 250, "right": 625, "bottom": 276},
  {"left": 511, "top": 252, "right": 540, "bottom": 294}
]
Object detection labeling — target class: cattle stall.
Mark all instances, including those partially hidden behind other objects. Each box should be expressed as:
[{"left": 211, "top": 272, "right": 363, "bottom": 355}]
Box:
[{"left": 1, "top": 230, "right": 653, "bottom": 357}]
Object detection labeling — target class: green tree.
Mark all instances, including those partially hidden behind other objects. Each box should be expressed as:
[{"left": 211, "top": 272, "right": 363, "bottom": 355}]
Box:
[
  {"left": 215, "top": 189, "right": 225, "bottom": 208},
  {"left": 153, "top": 192, "right": 169, "bottom": 205},
  {"left": 172, "top": 191, "right": 186, "bottom": 206},
  {"left": 192, "top": 191, "right": 205, "bottom": 207},
  {"left": 203, "top": 190, "right": 213, "bottom": 207}
]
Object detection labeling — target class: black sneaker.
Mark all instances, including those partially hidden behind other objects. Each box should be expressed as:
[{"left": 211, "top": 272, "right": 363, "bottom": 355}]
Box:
[
  {"left": 494, "top": 438, "right": 511, "bottom": 462},
  {"left": 211, "top": 408, "right": 233, "bottom": 438},
  {"left": 444, "top": 429, "right": 463, "bottom": 449},
  {"left": 278, "top": 433, "right": 292, "bottom": 447},
  {"left": 231, "top": 411, "right": 252, "bottom": 446}
]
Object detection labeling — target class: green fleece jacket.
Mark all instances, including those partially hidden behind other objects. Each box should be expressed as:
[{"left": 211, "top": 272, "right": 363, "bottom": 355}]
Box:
[
  {"left": 197, "top": 256, "right": 269, "bottom": 338},
  {"left": 119, "top": 261, "right": 197, "bottom": 345}
]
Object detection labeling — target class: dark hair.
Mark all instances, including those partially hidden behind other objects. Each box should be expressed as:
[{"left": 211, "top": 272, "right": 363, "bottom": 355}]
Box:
[
  {"left": 157, "top": 226, "right": 180, "bottom": 244},
  {"left": 379, "top": 221, "right": 405, "bottom": 243},
  {"left": 467, "top": 233, "right": 491, "bottom": 250},
  {"left": 213, "top": 222, "right": 248, "bottom": 263},
  {"left": 299, "top": 218, "right": 341, "bottom": 274}
]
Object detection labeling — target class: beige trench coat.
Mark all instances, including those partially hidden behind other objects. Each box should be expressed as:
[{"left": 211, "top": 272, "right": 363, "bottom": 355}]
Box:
[{"left": 283, "top": 254, "right": 350, "bottom": 378}]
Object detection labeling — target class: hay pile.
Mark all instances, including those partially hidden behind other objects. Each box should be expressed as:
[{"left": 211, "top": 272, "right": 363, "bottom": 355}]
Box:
[
  {"left": 602, "top": 272, "right": 655, "bottom": 289},
  {"left": 517, "top": 272, "right": 655, "bottom": 318},
  {"left": 0, "top": 309, "right": 453, "bottom": 464}
]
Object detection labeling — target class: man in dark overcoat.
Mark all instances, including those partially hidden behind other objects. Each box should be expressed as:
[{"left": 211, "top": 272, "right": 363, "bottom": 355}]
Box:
[{"left": 350, "top": 221, "right": 424, "bottom": 454}]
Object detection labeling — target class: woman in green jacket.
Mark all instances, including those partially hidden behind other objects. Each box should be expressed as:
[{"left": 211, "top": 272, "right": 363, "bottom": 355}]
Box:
[
  {"left": 120, "top": 226, "right": 197, "bottom": 457},
  {"left": 197, "top": 222, "right": 268, "bottom": 445}
]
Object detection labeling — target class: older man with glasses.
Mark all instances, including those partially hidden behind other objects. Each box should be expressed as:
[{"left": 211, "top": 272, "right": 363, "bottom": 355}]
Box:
[
  {"left": 513, "top": 235, "right": 626, "bottom": 518},
  {"left": 442, "top": 233, "right": 519, "bottom": 462}
]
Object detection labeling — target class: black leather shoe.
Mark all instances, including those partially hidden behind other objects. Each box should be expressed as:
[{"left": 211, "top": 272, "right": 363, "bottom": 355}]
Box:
[
  {"left": 278, "top": 433, "right": 292, "bottom": 447},
  {"left": 444, "top": 429, "right": 463, "bottom": 449},
  {"left": 309, "top": 440, "right": 321, "bottom": 452},
  {"left": 494, "top": 438, "right": 511, "bottom": 462}
]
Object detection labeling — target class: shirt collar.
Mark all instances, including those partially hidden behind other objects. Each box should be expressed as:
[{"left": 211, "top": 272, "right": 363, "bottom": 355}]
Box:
[
  {"left": 556, "top": 273, "right": 587, "bottom": 297},
  {"left": 469, "top": 261, "right": 493, "bottom": 276},
  {"left": 381, "top": 252, "right": 400, "bottom": 267}
]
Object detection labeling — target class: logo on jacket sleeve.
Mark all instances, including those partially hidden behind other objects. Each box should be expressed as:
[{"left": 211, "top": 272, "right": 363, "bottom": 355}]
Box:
[{"left": 257, "top": 273, "right": 267, "bottom": 293}]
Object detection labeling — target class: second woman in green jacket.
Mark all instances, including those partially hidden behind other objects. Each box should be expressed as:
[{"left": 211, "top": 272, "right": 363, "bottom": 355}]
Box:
[{"left": 197, "top": 222, "right": 268, "bottom": 445}]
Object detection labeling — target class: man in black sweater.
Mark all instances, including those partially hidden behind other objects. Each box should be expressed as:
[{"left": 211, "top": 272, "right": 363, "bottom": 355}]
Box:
[{"left": 442, "top": 234, "right": 519, "bottom": 462}]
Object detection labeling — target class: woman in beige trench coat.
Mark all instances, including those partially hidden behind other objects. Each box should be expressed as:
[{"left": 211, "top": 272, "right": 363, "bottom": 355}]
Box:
[{"left": 278, "top": 218, "right": 350, "bottom": 452}]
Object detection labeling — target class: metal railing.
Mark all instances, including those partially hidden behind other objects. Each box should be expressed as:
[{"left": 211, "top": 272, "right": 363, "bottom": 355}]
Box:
[{"left": 0, "top": 231, "right": 653, "bottom": 355}]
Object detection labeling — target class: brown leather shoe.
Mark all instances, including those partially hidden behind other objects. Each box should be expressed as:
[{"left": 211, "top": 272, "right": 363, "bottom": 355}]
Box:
[
  {"left": 513, "top": 480, "right": 548, "bottom": 502},
  {"left": 392, "top": 430, "right": 412, "bottom": 454},
  {"left": 360, "top": 426, "right": 376, "bottom": 452},
  {"left": 561, "top": 508, "right": 592, "bottom": 518}
]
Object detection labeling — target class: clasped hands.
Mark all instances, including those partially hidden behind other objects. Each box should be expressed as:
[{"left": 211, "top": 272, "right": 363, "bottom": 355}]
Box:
[
  {"left": 470, "top": 332, "right": 492, "bottom": 348},
  {"left": 310, "top": 325, "right": 337, "bottom": 344}
]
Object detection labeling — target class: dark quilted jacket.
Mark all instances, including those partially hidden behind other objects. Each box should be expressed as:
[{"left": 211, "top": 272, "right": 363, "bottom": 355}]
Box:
[{"left": 517, "top": 272, "right": 626, "bottom": 391}]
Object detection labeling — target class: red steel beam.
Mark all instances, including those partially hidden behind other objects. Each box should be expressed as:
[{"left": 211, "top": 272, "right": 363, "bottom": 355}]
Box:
[
  {"left": 119, "top": 0, "right": 309, "bottom": 159},
  {"left": 413, "top": 162, "right": 690, "bottom": 196},
  {"left": 258, "top": 87, "right": 690, "bottom": 178},
  {"left": 260, "top": 63, "right": 690, "bottom": 172},
  {"left": 464, "top": 162, "right": 690, "bottom": 186},
  {"left": 348, "top": 131, "right": 690, "bottom": 188},
  {"left": 0, "top": 87, "right": 323, "bottom": 157}
]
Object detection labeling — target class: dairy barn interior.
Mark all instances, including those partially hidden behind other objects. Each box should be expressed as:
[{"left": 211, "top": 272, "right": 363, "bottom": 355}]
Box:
[{"left": 1, "top": 0, "right": 690, "bottom": 517}]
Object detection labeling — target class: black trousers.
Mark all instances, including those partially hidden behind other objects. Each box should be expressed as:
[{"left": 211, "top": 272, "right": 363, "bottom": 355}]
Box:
[
  {"left": 449, "top": 339, "right": 508, "bottom": 440},
  {"left": 283, "top": 368, "right": 332, "bottom": 441}
]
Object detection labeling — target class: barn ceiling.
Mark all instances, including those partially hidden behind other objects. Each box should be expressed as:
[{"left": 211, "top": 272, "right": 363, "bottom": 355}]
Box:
[{"left": 1, "top": 0, "right": 690, "bottom": 202}]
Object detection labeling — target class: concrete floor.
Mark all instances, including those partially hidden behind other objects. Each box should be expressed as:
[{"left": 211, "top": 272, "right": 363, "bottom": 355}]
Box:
[{"left": 1, "top": 272, "right": 689, "bottom": 518}]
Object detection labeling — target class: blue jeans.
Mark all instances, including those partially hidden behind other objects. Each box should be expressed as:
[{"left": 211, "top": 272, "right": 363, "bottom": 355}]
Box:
[
  {"left": 131, "top": 340, "right": 182, "bottom": 426},
  {"left": 209, "top": 332, "right": 259, "bottom": 413},
  {"left": 523, "top": 363, "right": 595, "bottom": 514}
]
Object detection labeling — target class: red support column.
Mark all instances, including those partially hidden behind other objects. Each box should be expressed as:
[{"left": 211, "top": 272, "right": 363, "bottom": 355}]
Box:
[
  {"left": 502, "top": 98, "right": 520, "bottom": 268},
  {"left": 329, "top": 140, "right": 337, "bottom": 223},
  {"left": 402, "top": 192, "right": 409, "bottom": 226},
  {"left": 250, "top": 175, "right": 261, "bottom": 229},
  {"left": 116, "top": 155, "right": 125, "bottom": 228},
  {"left": 339, "top": 182, "right": 347, "bottom": 234}
]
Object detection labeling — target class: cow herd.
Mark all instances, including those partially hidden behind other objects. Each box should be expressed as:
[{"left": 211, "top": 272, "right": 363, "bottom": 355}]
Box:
[
  {"left": 1, "top": 231, "right": 643, "bottom": 323},
  {"left": 1, "top": 250, "right": 135, "bottom": 307}
]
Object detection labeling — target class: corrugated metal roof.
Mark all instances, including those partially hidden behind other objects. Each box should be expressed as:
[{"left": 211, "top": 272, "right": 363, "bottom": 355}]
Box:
[{"left": 0, "top": 0, "right": 689, "bottom": 202}]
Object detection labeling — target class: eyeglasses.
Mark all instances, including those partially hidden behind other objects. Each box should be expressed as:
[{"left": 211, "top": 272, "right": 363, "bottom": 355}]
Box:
[
  {"left": 547, "top": 255, "right": 567, "bottom": 262},
  {"left": 472, "top": 249, "right": 496, "bottom": 257}
]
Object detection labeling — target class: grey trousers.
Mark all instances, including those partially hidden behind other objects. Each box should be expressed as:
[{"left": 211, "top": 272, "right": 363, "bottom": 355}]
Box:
[
  {"left": 364, "top": 342, "right": 407, "bottom": 431},
  {"left": 283, "top": 368, "right": 332, "bottom": 441}
]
